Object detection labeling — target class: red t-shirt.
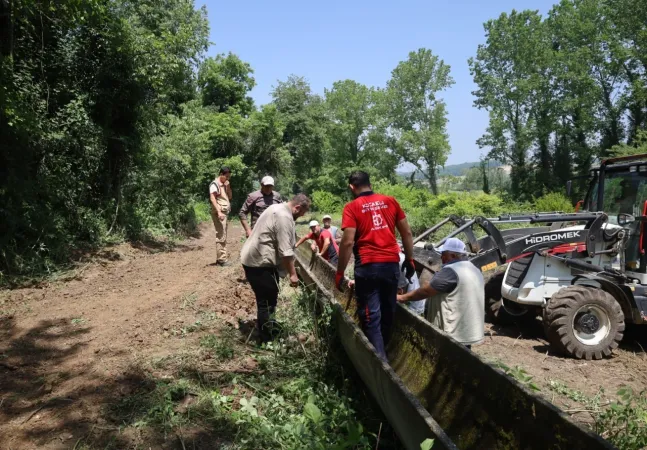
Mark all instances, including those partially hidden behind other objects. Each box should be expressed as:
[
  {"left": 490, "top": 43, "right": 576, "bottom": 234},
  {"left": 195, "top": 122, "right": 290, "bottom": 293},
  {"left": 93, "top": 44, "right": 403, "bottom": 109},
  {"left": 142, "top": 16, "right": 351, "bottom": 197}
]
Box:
[
  {"left": 341, "top": 192, "right": 405, "bottom": 265},
  {"left": 306, "top": 229, "right": 339, "bottom": 261}
]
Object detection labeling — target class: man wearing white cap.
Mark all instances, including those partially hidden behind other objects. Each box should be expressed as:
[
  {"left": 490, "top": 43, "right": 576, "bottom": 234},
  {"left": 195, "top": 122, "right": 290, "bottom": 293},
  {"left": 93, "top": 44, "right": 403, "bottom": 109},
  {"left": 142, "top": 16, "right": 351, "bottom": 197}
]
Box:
[
  {"left": 321, "top": 215, "right": 341, "bottom": 245},
  {"left": 239, "top": 176, "right": 283, "bottom": 238},
  {"left": 295, "top": 220, "right": 339, "bottom": 265},
  {"left": 397, "top": 237, "right": 485, "bottom": 348}
]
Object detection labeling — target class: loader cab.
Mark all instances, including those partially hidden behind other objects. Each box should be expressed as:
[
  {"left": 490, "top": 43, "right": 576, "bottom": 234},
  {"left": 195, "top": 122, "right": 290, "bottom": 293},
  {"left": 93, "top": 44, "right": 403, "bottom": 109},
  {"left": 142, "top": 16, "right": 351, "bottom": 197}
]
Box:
[{"left": 583, "top": 155, "right": 647, "bottom": 275}]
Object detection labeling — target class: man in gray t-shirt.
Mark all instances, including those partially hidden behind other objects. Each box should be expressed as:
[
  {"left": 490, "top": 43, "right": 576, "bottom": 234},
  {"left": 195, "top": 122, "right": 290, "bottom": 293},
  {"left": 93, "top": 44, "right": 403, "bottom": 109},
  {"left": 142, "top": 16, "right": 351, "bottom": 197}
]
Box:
[{"left": 397, "top": 238, "right": 485, "bottom": 348}]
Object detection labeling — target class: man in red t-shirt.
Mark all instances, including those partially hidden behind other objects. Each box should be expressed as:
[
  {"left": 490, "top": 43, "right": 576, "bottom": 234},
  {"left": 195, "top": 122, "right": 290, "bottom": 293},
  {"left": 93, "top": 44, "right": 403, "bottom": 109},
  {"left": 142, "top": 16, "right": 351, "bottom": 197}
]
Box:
[
  {"left": 335, "top": 171, "right": 414, "bottom": 360},
  {"left": 296, "top": 220, "right": 340, "bottom": 265}
]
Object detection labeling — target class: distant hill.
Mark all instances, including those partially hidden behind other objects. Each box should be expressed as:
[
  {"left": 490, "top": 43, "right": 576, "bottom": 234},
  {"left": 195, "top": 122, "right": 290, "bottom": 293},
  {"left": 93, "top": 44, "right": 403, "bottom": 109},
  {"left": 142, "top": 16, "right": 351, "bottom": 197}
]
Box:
[{"left": 397, "top": 160, "right": 503, "bottom": 179}]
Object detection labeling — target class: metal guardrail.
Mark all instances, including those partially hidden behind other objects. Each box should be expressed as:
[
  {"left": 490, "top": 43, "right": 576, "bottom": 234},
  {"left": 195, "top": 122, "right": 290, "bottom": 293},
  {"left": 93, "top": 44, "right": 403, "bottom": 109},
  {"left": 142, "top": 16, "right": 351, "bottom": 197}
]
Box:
[{"left": 294, "top": 244, "right": 616, "bottom": 450}]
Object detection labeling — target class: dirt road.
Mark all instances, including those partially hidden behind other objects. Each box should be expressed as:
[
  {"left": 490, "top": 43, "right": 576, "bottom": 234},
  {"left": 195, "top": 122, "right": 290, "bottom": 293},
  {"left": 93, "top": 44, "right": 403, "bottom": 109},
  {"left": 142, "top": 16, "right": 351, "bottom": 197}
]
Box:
[
  {"left": 0, "top": 223, "right": 257, "bottom": 449},
  {"left": 1, "top": 221, "right": 645, "bottom": 448}
]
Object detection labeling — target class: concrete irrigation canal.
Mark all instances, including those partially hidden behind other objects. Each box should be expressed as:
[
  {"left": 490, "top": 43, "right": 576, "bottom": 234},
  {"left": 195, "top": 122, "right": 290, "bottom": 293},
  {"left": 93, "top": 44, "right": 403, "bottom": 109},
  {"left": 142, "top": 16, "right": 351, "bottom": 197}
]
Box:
[{"left": 294, "top": 243, "right": 615, "bottom": 450}]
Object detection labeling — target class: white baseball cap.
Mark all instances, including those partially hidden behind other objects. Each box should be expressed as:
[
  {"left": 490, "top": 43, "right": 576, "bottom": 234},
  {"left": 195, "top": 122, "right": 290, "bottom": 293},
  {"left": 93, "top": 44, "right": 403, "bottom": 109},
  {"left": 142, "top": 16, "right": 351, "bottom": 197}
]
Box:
[
  {"left": 261, "top": 176, "right": 275, "bottom": 186},
  {"left": 436, "top": 237, "right": 467, "bottom": 254},
  {"left": 309, "top": 220, "right": 319, "bottom": 227},
  {"left": 322, "top": 215, "right": 332, "bottom": 220}
]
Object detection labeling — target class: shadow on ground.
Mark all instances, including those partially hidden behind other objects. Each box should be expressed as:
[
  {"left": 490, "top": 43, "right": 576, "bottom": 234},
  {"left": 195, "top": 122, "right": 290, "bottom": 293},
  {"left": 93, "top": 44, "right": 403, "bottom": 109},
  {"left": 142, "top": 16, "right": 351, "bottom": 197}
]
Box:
[
  {"left": 0, "top": 314, "right": 244, "bottom": 449},
  {"left": 0, "top": 313, "right": 401, "bottom": 449}
]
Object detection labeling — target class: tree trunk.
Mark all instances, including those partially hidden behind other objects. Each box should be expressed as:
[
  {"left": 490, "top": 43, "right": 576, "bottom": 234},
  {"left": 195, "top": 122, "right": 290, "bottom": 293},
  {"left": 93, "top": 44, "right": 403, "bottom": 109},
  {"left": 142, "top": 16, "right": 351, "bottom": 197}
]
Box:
[{"left": 426, "top": 167, "right": 438, "bottom": 195}]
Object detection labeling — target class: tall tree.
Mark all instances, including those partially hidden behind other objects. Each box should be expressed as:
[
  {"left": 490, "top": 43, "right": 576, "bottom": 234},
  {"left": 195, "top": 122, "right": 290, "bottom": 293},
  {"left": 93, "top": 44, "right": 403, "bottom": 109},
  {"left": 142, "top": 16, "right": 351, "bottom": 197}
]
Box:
[
  {"left": 245, "top": 104, "right": 291, "bottom": 184},
  {"left": 198, "top": 53, "right": 255, "bottom": 115},
  {"left": 469, "top": 10, "right": 548, "bottom": 199},
  {"left": 386, "top": 48, "right": 454, "bottom": 194},
  {"left": 324, "top": 80, "right": 397, "bottom": 179},
  {"left": 271, "top": 75, "right": 328, "bottom": 192},
  {"left": 607, "top": 0, "right": 647, "bottom": 143}
]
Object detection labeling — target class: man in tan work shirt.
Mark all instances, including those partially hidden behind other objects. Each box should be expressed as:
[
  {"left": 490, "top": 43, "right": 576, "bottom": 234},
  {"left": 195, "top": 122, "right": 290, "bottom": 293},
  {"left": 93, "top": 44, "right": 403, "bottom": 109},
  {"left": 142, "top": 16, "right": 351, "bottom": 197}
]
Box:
[
  {"left": 241, "top": 194, "right": 311, "bottom": 343},
  {"left": 209, "top": 166, "right": 233, "bottom": 266}
]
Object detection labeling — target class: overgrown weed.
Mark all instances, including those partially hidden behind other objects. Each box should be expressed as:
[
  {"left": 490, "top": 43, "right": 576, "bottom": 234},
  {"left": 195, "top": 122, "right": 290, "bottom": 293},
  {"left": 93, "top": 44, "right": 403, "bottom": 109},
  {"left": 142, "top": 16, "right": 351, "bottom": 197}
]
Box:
[
  {"left": 109, "top": 284, "right": 399, "bottom": 449},
  {"left": 548, "top": 380, "right": 647, "bottom": 449}
]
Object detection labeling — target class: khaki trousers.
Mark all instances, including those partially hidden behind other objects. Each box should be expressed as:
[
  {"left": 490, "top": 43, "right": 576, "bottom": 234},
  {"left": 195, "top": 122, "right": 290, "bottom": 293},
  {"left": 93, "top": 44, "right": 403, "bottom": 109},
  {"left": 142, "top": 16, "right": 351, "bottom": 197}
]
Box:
[{"left": 211, "top": 208, "right": 228, "bottom": 262}]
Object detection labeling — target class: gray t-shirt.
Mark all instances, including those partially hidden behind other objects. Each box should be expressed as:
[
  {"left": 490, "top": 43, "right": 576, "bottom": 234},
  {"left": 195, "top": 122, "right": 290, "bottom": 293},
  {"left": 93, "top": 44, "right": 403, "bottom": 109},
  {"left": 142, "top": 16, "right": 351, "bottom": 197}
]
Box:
[{"left": 429, "top": 266, "right": 458, "bottom": 293}]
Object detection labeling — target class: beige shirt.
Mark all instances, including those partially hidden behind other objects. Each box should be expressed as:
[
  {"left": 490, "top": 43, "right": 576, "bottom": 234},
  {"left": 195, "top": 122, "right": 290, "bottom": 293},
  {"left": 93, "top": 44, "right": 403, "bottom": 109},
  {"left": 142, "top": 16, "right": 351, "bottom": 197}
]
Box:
[
  {"left": 209, "top": 178, "right": 232, "bottom": 212},
  {"left": 240, "top": 203, "right": 295, "bottom": 268}
]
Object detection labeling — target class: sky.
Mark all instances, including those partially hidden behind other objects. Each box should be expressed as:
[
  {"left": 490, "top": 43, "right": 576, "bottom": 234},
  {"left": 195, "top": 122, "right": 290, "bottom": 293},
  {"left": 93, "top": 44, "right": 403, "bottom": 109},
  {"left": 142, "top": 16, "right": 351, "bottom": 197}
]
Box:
[{"left": 200, "top": 0, "right": 557, "bottom": 165}]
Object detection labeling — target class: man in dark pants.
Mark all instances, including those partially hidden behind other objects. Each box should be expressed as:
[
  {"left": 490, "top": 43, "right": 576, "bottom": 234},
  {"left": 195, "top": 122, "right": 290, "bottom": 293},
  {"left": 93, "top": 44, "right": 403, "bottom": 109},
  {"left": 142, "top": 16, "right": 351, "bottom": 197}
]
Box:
[
  {"left": 335, "top": 171, "right": 414, "bottom": 360},
  {"left": 240, "top": 194, "right": 311, "bottom": 343}
]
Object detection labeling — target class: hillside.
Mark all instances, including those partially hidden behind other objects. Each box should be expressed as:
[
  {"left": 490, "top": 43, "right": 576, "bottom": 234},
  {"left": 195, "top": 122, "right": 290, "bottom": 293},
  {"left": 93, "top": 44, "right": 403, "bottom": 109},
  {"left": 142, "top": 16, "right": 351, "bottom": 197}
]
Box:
[{"left": 398, "top": 160, "right": 504, "bottom": 179}]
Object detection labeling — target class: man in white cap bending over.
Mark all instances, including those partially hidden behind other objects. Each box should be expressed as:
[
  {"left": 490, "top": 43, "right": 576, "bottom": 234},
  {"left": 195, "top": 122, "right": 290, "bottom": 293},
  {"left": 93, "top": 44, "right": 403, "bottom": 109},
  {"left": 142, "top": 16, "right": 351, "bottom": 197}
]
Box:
[
  {"left": 321, "top": 214, "right": 341, "bottom": 245},
  {"left": 397, "top": 237, "right": 484, "bottom": 349},
  {"left": 295, "top": 220, "right": 339, "bottom": 265},
  {"left": 239, "top": 176, "right": 283, "bottom": 238}
]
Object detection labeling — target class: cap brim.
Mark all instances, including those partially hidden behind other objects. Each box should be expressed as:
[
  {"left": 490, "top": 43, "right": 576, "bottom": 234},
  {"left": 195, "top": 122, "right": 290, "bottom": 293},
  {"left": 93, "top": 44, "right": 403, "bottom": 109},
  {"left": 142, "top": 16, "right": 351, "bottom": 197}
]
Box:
[{"left": 436, "top": 245, "right": 466, "bottom": 254}]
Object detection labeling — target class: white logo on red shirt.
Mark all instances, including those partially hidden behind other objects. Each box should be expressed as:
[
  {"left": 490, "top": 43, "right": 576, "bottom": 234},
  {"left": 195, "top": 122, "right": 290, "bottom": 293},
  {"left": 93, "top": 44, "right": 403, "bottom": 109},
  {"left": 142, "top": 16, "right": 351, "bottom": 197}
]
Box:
[{"left": 372, "top": 212, "right": 383, "bottom": 228}]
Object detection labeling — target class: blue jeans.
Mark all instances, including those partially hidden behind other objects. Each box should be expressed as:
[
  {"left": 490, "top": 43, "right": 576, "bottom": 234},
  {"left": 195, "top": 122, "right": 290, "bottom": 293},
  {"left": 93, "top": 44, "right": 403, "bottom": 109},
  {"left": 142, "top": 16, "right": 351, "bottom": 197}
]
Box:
[{"left": 354, "top": 262, "right": 399, "bottom": 360}]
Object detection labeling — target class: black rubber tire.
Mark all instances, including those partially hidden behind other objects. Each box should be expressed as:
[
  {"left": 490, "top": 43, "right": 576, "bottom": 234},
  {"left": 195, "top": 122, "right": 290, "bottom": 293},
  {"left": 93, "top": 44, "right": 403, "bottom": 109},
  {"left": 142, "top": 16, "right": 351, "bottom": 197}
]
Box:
[
  {"left": 484, "top": 272, "right": 532, "bottom": 325},
  {"left": 543, "top": 285, "right": 625, "bottom": 360}
]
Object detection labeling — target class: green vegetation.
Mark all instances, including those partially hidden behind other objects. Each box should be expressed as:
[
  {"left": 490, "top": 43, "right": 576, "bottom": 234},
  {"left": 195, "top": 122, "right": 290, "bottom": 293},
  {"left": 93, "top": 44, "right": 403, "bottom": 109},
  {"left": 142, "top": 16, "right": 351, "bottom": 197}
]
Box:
[
  {"left": 548, "top": 380, "right": 647, "bottom": 450},
  {"left": 470, "top": 0, "right": 647, "bottom": 200},
  {"left": 5, "top": 0, "right": 638, "bottom": 282},
  {"left": 492, "top": 362, "right": 541, "bottom": 391},
  {"left": 103, "top": 286, "right": 401, "bottom": 450}
]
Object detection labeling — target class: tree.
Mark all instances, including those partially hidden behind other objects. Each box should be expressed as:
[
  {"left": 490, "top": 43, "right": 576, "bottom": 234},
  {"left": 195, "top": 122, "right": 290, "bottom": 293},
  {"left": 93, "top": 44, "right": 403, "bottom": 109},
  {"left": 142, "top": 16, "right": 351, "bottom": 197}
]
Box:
[
  {"left": 245, "top": 104, "right": 291, "bottom": 188},
  {"left": 386, "top": 48, "right": 454, "bottom": 194},
  {"left": 324, "top": 80, "right": 397, "bottom": 181},
  {"left": 271, "top": 75, "right": 328, "bottom": 192},
  {"left": 0, "top": 0, "right": 210, "bottom": 275},
  {"left": 480, "top": 159, "right": 491, "bottom": 194},
  {"left": 606, "top": 0, "right": 647, "bottom": 144},
  {"left": 469, "top": 10, "right": 548, "bottom": 199},
  {"left": 198, "top": 53, "right": 255, "bottom": 115}
]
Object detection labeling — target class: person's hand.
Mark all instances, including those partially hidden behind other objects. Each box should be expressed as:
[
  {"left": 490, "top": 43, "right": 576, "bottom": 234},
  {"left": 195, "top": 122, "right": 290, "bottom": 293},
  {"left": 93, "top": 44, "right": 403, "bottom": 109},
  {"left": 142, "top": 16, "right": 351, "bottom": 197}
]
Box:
[
  {"left": 335, "top": 271, "right": 346, "bottom": 291},
  {"left": 218, "top": 212, "right": 226, "bottom": 221},
  {"left": 310, "top": 243, "right": 317, "bottom": 252},
  {"left": 245, "top": 229, "right": 251, "bottom": 238},
  {"left": 402, "top": 259, "right": 415, "bottom": 282},
  {"left": 289, "top": 273, "right": 299, "bottom": 287},
  {"left": 347, "top": 279, "right": 355, "bottom": 289},
  {"left": 397, "top": 294, "right": 407, "bottom": 303},
  {"left": 224, "top": 180, "right": 230, "bottom": 186}
]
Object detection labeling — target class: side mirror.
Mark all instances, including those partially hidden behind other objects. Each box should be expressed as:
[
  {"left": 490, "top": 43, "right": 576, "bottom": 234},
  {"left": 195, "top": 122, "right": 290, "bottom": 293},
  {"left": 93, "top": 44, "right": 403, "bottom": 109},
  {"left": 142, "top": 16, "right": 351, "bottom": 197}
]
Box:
[
  {"left": 618, "top": 213, "right": 636, "bottom": 226},
  {"left": 566, "top": 180, "right": 572, "bottom": 197}
]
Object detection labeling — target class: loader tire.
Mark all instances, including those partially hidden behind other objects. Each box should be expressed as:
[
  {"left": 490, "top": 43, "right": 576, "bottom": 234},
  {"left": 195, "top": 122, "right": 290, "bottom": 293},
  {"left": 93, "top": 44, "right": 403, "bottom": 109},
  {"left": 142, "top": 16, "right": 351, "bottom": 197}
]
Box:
[
  {"left": 485, "top": 272, "right": 532, "bottom": 325},
  {"left": 543, "top": 285, "right": 624, "bottom": 360}
]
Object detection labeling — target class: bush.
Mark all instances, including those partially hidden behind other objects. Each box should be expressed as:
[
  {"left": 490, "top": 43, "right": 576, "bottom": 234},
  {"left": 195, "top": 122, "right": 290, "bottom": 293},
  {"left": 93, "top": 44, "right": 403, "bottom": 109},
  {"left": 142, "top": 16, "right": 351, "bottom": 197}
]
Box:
[
  {"left": 534, "top": 192, "right": 574, "bottom": 213},
  {"left": 311, "top": 190, "right": 343, "bottom": 214}
]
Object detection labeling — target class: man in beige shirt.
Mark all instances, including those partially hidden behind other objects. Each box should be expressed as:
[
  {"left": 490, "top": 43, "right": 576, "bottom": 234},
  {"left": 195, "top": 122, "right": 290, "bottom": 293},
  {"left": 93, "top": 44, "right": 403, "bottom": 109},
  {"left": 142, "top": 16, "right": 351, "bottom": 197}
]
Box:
[
  {"left": 241, "top": 194, "right": 311, "bottom": 343},
  {"left": 209, "top": 166, "right": 233, "bottom": 265}
]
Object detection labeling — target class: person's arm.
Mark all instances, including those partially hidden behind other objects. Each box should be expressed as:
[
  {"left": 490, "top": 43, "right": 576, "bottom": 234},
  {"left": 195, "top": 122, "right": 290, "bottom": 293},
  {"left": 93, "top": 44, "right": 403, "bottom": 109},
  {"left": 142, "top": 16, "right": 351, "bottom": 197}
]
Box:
[
  {"left": 319, "top": 237, "right": 331, "bottom": 257},
  {"left": 295, "top": 233, "right": 311, "bottom": 248},
  {"left": 337, "top": 227, "right": 355, "bottom": 275},
  {"left": 276, "top": 215, "right": 298, "bottom": 286},
  {"left": 239, "top": 195, "right": 253, "bottom": 237},
  {"left": 282, "top": 256, "right": 298, "bottom": 287},
  {"left": 398, "top": 284, "right": 438, "bottom": 303},
  {"left": 225, "top": 180, "right": 232, "bottom": 200},
  {"left": 210, "top": 192, "right": 224, "bottom": 220},
  {"left": 396, "top": 217, "right": 414, "bottom": 261},
  {"left": 399, "top": 268, "right": 457, "bottom": 303}
]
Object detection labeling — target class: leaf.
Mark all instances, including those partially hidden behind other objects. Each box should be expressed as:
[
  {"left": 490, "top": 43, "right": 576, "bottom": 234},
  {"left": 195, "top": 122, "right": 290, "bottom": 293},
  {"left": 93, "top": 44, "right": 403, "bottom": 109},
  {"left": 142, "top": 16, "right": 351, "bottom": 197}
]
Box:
[
  {"left": 304, "top": 402, "right": 323, "bottom": 424},
  {"left": 420, "top": 438, "right": 435, "bottom": 450}
]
